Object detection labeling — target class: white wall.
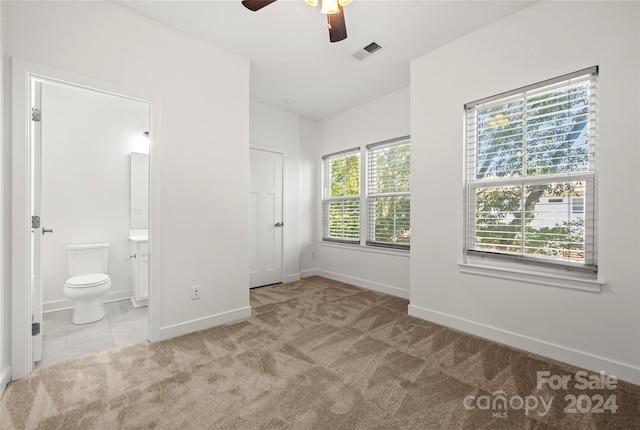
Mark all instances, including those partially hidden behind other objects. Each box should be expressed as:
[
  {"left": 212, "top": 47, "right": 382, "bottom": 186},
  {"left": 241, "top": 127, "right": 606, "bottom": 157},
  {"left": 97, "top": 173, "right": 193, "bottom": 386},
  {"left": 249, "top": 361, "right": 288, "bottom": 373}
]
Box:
[
  {"left": 305, "top": 87, "right": 411, "bottom": 298},
  {"left": 300, "top": 117, "right": 318, "bottom": 275},
  {"left": 249, "top": 101, "right": 301, "bottom": 283},
  {"left": 0, "top": 0, "right": 12, "bottom": 396},
  {"left": 410, "top": 1, "right": 640, "bottom": 384},
  {"left": 40, "top": 82, "right": 149, "bottom": 310},
  {"left": 6, "top": 1, "right": 250, "bottom": 347}
]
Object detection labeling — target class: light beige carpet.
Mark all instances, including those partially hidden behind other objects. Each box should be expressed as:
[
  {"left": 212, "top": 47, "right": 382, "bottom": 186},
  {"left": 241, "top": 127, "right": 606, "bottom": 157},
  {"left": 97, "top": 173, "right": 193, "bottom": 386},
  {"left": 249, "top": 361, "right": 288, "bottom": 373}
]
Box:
[{"left": 1, "top": 276, "right": 639, "bottom": 429}]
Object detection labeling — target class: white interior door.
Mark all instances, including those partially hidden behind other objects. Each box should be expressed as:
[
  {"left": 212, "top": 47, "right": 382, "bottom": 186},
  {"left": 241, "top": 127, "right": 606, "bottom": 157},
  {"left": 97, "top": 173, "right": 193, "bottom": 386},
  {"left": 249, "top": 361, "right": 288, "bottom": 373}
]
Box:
[
  {"left": 249, "top": 149, "right": 283, "bottom": 288},
  {"left": 31, "top": 80, "right": 43, "bottom": 362}
]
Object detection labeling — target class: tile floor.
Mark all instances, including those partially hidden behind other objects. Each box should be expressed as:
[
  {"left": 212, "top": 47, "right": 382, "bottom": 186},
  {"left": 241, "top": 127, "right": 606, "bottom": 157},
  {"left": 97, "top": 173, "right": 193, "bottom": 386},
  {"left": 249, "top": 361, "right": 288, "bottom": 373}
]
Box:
[{"left": 37, "top": 300, "right": 148, "bottom": 368}]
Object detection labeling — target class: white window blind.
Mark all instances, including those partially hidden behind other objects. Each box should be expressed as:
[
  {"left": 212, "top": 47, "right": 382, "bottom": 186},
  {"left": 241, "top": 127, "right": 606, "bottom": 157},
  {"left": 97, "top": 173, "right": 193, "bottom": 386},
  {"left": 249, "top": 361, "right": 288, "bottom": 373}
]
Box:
[
  {"left": 322, "top": 148, "right": 360, "bottom": 243},
  {"left": 367, "top": 137, "right": 411, "bottom": 249},
  {"left": 464, "top": 66, "right": 598, "bottom": 275}
]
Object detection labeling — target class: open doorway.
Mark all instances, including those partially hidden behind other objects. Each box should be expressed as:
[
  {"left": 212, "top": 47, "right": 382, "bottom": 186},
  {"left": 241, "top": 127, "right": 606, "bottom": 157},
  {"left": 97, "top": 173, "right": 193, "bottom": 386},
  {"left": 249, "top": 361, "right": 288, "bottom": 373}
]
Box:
[
  {"left": 11, "top": 59, "right": 156, "bottom": 378},
  {"left": 35, "top": 79, "right": 150, "bottom": 367}
]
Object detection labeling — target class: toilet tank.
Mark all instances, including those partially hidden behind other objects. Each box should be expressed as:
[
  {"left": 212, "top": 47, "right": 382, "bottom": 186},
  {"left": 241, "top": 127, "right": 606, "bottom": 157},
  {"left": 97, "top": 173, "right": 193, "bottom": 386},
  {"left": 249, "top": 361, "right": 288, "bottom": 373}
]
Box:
[{"left": 67, "top": 243, "right": 110, "bottom": 277}]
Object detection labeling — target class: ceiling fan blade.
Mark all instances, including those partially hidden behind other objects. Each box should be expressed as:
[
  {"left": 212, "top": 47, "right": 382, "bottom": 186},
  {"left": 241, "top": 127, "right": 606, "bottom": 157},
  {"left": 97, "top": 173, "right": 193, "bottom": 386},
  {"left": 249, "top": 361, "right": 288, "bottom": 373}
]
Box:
[
  {"left": 327, "top": 5, "right": 347, "bottom": 43},
  {"left": 242, "top": 0, "right": 277, "bottom": 12}
]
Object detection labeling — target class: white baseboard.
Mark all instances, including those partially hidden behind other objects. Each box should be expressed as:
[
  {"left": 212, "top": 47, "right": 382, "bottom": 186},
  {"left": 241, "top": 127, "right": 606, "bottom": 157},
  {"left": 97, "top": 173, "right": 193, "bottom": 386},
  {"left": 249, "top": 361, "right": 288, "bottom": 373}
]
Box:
[
  {"left": 0, "top": 365, "right": 11, "bottom": 397},
  {"left": 315, "top": 269, "right": 410, "bottom": 299},
  {"left": 285, "top": 273, "right": 301, "bottom": 283},
  {"left": 408, "top": 303, "right": 640, "bottom": 386},
  {"left": 159, "top": 306, "right": 252, "bottom": 341},
  {"left": 43, "top": 289, "right": 131, "bottom": 313},
  {"left": 301, "top": 269, "right": 318, "bottom": 278}
]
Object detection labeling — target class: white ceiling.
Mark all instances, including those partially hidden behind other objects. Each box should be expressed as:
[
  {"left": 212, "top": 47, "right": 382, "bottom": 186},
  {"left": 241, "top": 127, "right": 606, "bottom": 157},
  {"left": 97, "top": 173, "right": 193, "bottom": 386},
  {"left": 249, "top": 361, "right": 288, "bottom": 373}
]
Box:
[{"left": 119, "top": 0, "right": 535, "bottom": 120}]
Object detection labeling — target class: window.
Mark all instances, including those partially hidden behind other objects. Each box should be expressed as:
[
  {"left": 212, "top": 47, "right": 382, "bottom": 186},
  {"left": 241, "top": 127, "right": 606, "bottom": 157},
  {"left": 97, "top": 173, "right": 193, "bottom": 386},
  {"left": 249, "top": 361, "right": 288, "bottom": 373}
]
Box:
[
  {"left": 572, "top": 197, "right": 584, "bottom": 214},
  {"left": 321, "top": 136, "right": 411, "bottom": 249},
  {"left": 367, "top": 137, "right": 411, "bottom": 249},
  {"left": 322, "top": 148, "right": 360, "bottom": 243},
  {"left": 464, "top": 67, "right": 598, "bottom": 275}
]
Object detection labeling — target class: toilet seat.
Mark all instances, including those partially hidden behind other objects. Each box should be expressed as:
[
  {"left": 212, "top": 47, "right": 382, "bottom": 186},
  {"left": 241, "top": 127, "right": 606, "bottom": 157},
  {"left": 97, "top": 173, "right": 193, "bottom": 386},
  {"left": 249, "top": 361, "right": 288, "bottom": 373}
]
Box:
[{"left": 65, "top": 273, "right": 110, "bottom": 288}]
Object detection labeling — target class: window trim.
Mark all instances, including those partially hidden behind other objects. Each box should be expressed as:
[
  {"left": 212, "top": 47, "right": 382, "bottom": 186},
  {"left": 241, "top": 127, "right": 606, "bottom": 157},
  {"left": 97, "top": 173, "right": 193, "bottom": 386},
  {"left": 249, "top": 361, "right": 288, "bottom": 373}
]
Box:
[
  {"left": 458, "top": 262, "right": 604, "bottom": 293},
  {"left": 463, "top": 67, "right": 599, "bottom": 277},
  {"left": 320, "top": 239, "right": 410, "bottom": 257}
]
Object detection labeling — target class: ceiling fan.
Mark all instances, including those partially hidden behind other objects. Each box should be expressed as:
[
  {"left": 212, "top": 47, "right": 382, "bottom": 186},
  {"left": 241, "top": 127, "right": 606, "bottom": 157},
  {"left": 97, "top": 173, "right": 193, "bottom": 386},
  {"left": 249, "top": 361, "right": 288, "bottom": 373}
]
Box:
[{"left": 241, "top": 0, "right": 350, "bottom": 43}]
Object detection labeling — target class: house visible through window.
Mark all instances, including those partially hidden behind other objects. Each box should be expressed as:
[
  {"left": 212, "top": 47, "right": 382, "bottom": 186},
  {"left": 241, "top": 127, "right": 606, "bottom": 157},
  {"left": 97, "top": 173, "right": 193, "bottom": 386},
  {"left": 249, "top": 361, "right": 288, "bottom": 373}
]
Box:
[
  {"left": 464, "top": 66, "right": 598, "bottom": 274},
  {"left": 322, "top": 136, "right": 411, "bottom": 249}
]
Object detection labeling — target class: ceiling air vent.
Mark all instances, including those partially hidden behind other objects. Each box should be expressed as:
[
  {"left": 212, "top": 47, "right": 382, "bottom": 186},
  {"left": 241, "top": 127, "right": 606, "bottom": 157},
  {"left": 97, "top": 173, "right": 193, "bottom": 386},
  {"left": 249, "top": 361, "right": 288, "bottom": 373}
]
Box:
[{"left": 352, "top": 42, "right": 382, "bottom": 62}]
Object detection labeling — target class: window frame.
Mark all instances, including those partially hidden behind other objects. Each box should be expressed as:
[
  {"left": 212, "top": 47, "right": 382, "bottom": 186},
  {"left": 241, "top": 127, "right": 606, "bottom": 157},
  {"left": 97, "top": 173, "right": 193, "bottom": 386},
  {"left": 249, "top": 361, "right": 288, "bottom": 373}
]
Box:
[{"left": 463, "top": 66, "right": 599, "bottom": 277}]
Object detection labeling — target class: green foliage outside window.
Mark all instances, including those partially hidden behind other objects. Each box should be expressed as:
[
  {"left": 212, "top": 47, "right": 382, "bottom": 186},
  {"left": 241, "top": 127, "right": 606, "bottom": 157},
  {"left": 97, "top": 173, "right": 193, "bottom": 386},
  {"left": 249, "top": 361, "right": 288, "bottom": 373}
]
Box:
[
  {"left": 369, "top": 143, "right": 410, "bottom": 246},
  {"left": 324, "top": 153, "right": 360, "bottom": 241},
  {"left": 330, "top": 154, "right": 360, "bottom": 197}
]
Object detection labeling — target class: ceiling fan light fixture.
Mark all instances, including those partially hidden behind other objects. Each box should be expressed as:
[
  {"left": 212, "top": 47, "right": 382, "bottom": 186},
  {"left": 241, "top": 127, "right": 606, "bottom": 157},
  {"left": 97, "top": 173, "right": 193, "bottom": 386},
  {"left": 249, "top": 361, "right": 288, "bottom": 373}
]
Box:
[
  {"left": 242, "top": 0, "right": 349, "bottom": 43},
  {"left": 320, "top": 0, "right": 339, "bottom": 14}
]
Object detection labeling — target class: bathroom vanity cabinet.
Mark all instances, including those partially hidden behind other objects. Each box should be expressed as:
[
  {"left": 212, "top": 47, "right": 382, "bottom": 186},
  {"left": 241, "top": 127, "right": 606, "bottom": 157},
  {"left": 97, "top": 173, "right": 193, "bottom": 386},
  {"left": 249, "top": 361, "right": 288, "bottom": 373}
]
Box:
[
  {"left": 129, "top": 152, "right": 149, "bottom": 307},
  {"left": 129, "top": 234, "right": 148, "bottom": 307}
]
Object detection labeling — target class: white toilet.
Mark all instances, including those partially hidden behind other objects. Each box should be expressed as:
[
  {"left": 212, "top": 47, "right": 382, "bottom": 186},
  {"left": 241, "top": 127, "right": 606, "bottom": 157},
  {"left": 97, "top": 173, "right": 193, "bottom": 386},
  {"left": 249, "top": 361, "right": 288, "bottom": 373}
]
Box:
[{"left": 63, "top": 243, "right": 112, "bottom": 325}]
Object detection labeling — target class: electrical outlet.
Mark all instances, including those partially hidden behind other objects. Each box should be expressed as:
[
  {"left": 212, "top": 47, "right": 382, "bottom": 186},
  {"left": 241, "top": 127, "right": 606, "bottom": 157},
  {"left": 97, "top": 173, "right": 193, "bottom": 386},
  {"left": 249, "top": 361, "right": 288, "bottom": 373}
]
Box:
[{"left": 191, "top": 285, "right": 201, "bottom": 300}]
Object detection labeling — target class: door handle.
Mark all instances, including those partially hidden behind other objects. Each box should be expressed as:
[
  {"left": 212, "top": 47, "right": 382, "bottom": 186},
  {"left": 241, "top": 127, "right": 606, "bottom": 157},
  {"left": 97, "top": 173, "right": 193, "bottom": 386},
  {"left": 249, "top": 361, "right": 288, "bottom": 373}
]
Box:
[
  {"left": 42, "top": 228, "right": 53, "bottom": 235},
  {"left": 274, "top": 222, "right": 284, "bottom": 227}
]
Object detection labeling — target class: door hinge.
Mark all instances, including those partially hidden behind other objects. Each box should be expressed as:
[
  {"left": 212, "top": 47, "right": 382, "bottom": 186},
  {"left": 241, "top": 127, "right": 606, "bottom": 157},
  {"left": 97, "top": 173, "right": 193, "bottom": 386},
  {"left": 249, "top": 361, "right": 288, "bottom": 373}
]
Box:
[
  {"left": 31, "top": 215, "right": 41, "bottom": 229},
  {"left": 31, "top": 107, "right": 41, "bottom": 122},
  {"left": 32, "top": 322, "right": 40, "bottom": 336}
]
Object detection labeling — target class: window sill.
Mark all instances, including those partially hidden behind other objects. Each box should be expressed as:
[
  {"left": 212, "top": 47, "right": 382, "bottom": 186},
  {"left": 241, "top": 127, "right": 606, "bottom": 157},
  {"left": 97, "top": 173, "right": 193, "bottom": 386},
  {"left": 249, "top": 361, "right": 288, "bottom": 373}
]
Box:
[
  {"left": 320, "top": 241, "right": 410, "bottom": 257},
  {"left": 458, "top": 262, "right": 605, "bottom": 293}
]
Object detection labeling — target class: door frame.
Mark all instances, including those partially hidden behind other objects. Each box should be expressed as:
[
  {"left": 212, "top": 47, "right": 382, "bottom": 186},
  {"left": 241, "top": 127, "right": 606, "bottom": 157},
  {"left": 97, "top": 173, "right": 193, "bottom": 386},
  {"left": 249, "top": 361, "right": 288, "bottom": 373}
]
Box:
[
  {"left": 11, "top": 58, "right": 162, "bottom": 380},
  {"left": 249, "top": 145, "right": 286, "bottom": 286}
]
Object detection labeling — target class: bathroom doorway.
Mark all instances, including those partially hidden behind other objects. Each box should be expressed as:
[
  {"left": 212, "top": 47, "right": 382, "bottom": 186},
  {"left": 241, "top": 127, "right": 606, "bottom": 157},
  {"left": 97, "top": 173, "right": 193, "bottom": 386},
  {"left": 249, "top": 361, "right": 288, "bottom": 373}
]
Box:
[
  {"left": 35, "top": 80, "right": 150, "bottom": 367},
  {"left": 11, "top": 59, "right": 157, "bottom": 378}
]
